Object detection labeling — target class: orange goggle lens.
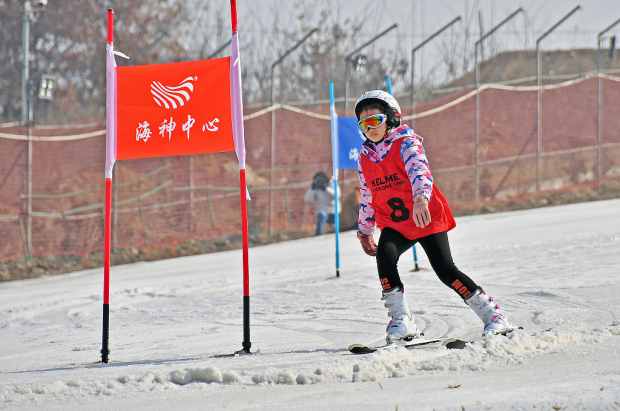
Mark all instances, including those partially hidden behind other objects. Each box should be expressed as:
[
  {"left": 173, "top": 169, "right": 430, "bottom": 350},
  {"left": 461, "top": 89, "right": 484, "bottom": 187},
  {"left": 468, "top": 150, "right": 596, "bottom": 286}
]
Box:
[{"left": 358, "top": 114, "right": 387, "bottom": 132}]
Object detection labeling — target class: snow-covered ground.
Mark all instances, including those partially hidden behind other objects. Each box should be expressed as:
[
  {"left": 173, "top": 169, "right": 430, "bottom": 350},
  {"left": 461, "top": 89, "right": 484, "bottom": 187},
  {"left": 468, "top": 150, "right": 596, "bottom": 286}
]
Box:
[{"left": 1, "top": 199, "right": 620, "bottom": 410}]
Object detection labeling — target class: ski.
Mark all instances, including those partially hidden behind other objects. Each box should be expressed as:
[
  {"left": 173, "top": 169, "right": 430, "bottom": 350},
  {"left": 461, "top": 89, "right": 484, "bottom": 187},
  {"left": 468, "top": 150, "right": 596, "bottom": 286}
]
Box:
[{"left": 348, "top": 337, "right": 469, "bottom": 354}]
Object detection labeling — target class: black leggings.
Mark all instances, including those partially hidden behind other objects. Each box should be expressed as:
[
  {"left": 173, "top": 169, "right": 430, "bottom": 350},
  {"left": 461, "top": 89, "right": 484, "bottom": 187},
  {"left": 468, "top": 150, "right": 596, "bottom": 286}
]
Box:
[{"left": 376, "top": 227, "right": 478, "bottom": 299}]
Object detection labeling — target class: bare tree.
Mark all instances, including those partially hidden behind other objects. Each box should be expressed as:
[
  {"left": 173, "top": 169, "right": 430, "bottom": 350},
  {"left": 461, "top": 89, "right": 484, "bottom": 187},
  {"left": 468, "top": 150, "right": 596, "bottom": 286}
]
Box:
[
  {"left": 253, "top": 0, "right": 407, "bottom": 108},
  {"left": 1, "top": 0, "right": 409, "bottom": 121},
  {"left": 0, "top": 0, "right": 206, "bottom": 123}
]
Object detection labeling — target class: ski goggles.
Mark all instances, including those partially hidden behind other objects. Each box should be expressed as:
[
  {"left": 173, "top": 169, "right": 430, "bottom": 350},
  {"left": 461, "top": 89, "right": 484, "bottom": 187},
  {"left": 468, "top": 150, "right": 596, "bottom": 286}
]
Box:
[{"left": 358, "top": 114, "right": 387, "bottom": 132}]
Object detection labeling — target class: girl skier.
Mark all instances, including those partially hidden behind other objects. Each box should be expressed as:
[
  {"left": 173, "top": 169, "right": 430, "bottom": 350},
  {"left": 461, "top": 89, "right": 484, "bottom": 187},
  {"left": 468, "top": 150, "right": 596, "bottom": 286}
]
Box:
[{"left": 354, "top": 90, "right": 515, "bottom": 343}]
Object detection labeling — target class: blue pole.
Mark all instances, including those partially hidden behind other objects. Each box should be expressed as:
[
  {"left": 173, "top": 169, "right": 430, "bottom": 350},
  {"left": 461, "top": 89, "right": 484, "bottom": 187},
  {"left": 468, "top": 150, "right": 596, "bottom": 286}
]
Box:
[
  {"left": 330, "top": 82, "right": 340, "bottom": 277},
  {"left": 412, "top": 243, "right": 420, "bottom": 271},
  {"left": 386, "top": 76, "right": 393, "bottom": 95}
]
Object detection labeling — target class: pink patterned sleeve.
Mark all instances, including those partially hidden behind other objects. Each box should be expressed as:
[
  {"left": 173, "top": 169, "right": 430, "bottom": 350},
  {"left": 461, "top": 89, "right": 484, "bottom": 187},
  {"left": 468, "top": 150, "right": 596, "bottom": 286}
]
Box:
[
  {"left": 357, "top": 159, "right": 376, "bottom": 236},
  {"left": 400, "top": 136, "right": 434, "bottom": 201}
]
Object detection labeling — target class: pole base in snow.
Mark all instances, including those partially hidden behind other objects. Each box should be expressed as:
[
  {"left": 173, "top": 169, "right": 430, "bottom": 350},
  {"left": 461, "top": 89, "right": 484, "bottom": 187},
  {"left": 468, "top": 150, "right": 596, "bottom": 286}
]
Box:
[
  {"left": 242, "top": 295, "right": 251, "bottom": 353},
  {"left": 101, "top": 349, "right": 110, "bottom": 364},
  {"left": 101, "top": 303, "right": 110, "bottom": 363},
  {"left": 236, "top": 347, "right": 252, "bottom": 355},
  {"left": 213, "top": 347, "right": 253, "bottom": 358}
]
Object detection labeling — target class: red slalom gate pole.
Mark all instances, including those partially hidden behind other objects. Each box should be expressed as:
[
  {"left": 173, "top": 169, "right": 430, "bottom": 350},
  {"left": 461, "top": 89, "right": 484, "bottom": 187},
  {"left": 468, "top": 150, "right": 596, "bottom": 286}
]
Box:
[
  {"left": 102, "top": 8, "right": 114, "bottom": 363},
  {"left": 239, "top": 170, "right": 251, "bottom": 353},
  {"left": 230, "top": 0, "right": 251, "bottom": 354},
  {"left": 102, "top": 178, "right": 111, "bottom": 363},
  {"left": 231, "top": 0, "right": 238, "bottom": 34}
]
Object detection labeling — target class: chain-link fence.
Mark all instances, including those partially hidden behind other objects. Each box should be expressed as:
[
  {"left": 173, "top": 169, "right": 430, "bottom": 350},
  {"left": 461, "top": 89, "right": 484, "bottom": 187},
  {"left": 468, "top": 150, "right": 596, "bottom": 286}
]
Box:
[{"left": 2, "top": 73, "right": 620, "bottom": 265}]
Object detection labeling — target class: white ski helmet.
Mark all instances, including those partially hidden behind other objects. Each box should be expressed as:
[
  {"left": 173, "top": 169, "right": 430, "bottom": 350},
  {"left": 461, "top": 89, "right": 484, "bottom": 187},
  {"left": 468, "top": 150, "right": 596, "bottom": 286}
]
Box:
[{"left": 354, "top": 90, "right": 402, "bottom": 128}]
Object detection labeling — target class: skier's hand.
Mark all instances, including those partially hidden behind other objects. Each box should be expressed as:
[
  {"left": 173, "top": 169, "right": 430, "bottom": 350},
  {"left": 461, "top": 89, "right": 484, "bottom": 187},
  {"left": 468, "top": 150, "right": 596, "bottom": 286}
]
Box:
[
  {"left": 413, "top": 195, "right": 431, "bottom": 228},
  {"left": 358, "top": 233, "right": 377, "bottom": 256}
]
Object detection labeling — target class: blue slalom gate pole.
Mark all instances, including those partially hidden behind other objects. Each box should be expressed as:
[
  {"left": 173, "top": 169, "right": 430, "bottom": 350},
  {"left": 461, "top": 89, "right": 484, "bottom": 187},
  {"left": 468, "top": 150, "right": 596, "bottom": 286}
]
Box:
[
  {"left": 386, "top": 76, "right": 420, "bottom": 272},
  {"left": 329, "top": 82, "right": 340, "bottom": 277},
  {"left": 412, "top": 243, "right": 420, "bottom": 271},
  {"left": 385, "top": 76, "right": 420, "bottom": 271}
]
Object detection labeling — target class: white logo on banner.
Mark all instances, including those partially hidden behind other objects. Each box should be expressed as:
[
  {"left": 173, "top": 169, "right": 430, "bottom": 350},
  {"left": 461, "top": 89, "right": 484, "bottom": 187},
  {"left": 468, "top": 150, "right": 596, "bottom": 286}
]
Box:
[
  {"left": 349, "top": 147, "right": 360, "bottom": 161},
  {"left": 151, "top": 76, "right": 196, "bottom": 109}
]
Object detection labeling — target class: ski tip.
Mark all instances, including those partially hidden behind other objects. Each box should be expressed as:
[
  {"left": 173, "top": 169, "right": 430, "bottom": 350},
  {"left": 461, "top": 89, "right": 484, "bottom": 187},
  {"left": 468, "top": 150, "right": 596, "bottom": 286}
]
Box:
[
  {"left": 348, "top": 344, "right": 377, "bottom": 354},
  {"left": 443, "top": 338, "right": 469, "bottom": 349}
]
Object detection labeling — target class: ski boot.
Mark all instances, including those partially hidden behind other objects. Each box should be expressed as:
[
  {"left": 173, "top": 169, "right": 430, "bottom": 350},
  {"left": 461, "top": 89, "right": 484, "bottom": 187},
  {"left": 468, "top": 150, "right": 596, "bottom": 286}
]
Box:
[
  {"left": 465, "top": 289, "right": 515, "bottom": 337},
  {"left": 382, "top": 287, "right": 420, "bottom": 343}
]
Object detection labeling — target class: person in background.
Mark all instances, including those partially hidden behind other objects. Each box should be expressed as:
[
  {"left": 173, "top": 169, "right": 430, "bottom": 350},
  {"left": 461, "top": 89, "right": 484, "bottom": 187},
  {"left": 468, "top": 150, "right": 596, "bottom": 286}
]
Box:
[
  {"left": 304, "top": 171, "right": 341, "bottom": 236},
  {"left": 354, "top": 90, "right": 515, "bottom": 343}
]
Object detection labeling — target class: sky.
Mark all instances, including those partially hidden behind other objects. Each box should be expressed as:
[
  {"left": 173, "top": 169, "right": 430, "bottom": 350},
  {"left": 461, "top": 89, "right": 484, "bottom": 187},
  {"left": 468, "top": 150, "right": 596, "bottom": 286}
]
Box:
[
  {"left": 238, "top": 0, "right": 620, "bottom": 83},
  {"left": 241, "top": 0, "right": 620, "bottom": 46},
  {"left": 1, "top": 198, "right": 620, "bottom": 410}
]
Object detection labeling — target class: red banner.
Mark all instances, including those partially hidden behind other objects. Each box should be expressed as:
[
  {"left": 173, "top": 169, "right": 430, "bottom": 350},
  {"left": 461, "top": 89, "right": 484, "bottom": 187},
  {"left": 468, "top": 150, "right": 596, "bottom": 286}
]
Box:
[{"left": 116, "top": 58, "right": 234, "bottom": 160}]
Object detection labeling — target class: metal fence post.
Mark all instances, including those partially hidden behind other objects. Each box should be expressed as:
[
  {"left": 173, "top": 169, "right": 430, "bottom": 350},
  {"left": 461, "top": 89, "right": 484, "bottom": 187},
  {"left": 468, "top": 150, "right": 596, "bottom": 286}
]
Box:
[
  {"left": 596, "top": 18, "right": 620, "bottom": 182},
  {"left": 536, "top": 6, "right": 582, "bottom": 191}
]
